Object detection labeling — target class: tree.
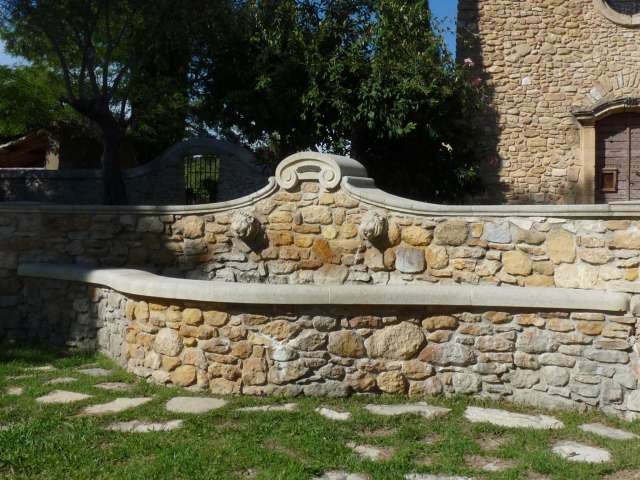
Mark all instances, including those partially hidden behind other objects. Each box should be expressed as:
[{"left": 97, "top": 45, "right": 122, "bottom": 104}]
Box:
[
  {"left": 0, "top": 0, "right": 198, "bottom": 204},
  {"left": 199, "top": 0, "right": 485, "bottom": 202}
]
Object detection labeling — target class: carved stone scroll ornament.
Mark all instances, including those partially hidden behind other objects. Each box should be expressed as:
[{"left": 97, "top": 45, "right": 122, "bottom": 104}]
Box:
[
  {"left": 358, "top": 210, "right": 387, "bottom": 243},
  {"left": 230, "top": 211, "right": 260, "bottom": 241},
  {"left": 275, "top": 151, "right": 369, "bottom": 192}
]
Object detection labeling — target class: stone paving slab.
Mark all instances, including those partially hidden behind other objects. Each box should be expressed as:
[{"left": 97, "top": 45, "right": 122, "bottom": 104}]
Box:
[
  {"left": 6, "top": 387, "right": 23, "bottom": 396},
  {"left": 26, "top": 365, "right": 56, "bottom": 372},
  {"left": 405, "top": 475, "right": 474, "bottom": 480},
  {"left": 94, "top": 382, "right": 134, "bottom": 391},
  {"left": 165, "top": 397, "right": 227, "bottom": 414},
  {"left": 316, "top": 407, "right": 351, "bottom": 421},
  {"left": 36, "top": 390, "right": 92, "bottom": 405},
  {"left": 552, "top": 441, "right": 611, "bottom": 463},
  {"left": 5, "top": 375, "right": 33, "bottom": 380},
  {"left": 77, "top": 368, "right": 113, "bottom": 377},
  {"left": 0, "top": 424, "right": 11, "bottom": 431},
  {"left": 347, "top": 442, "right": 394, "bottom": 461},
  {"left": 365, "top": 402, "right": 451, "bottom": 419},
  {"left": 237, "top": 403, "right": 298, "bottom": 412},
  {"left": 464, "top": 407, "right": 564, "bottom": 430},
  {"left": 80, "top": 397, "right": 152, "bottom": 415},
  {"left": 580, "top": 423, "right": 639, "bottom": 440},
  {"left": 313, "top": 472, "right": 370, "bottom": 480},
  {"left": 45, "top": 377, "right": 78, "bottom": 385},
  {"left": 465, "top": 454, "right": 516, "bottom": 472},
  {"left": 106, "top": 420, "right": 184, "bottom": 433}
]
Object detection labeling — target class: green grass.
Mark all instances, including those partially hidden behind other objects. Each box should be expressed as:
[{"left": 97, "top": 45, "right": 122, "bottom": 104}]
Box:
[{"left": 1, "top": 345, "right": 640, "bottom": 480}]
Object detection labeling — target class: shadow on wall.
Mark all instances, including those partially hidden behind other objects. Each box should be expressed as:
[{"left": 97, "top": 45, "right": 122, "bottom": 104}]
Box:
[
  {"left": 0, "top": 138, "right": 269, "bottom": 205},
  {"left": 457, "top": 1, "right": 503, "bottom": 204}
]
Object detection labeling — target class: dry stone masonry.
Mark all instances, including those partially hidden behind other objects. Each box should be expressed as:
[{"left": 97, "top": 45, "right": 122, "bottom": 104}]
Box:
[
  {"left": 4, "top": 151, "right": 640, "bottom": 417},
  {"left": 458, "top": 0, "right": 640, "bottom": 204}
]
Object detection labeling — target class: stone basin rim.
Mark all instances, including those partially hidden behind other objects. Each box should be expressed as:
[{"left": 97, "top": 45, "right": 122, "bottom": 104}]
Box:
[{"left": 18, "top": 263, "right": 630, "bottom": 312}]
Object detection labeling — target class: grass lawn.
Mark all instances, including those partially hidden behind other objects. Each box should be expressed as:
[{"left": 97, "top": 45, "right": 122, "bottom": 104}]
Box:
[{"left": 1, "top": 345, "right": 640, "bottom": 480}]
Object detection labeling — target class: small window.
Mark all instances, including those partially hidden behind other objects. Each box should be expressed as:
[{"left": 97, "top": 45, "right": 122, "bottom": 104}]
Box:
[
  {"left": 184, "top": 154, "right": 220, "bottom": 205},
  {"left": 601, "top": 168, "right": 618, "bottom": 193}
]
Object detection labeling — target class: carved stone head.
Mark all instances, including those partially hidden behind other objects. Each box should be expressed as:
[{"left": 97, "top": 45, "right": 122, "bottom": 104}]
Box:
[
  {"left": 358, "top": 210, "right": 387, "bottom": 242},
  {"left": 230, "top": 211, "right": 259, "bottom": 241}
]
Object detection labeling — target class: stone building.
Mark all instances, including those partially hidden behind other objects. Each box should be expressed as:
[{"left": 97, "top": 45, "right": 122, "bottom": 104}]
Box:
[{"left": 458, "top": 0, "right": 640, "bottom": 204}]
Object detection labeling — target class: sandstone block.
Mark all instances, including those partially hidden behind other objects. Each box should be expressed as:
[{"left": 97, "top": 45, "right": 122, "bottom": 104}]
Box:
[
  {"left": 546, "top": 229, "right": 576, "bottom": 263},
  {"left": 153, "top": 328, "right": 183, "bottom": 357},
  {"left": 300, "top": 206, "right": 332, "bottom": 225},
  {"left": 183, "top": 308, "right": 203, "bottom": 326},
  {"left": 502, "top": 250, "right": 532, "bottom": 275},
  {"left": 434, "top": 220, "right": 468, "bottom": 246},
  {"left": 401, "top": 226, "right": 432, "bottom": 246},
  {"left": 418, "top": 343, "right": 475, "bottom": 366},
  {"left": 376, "top": 371, "right": 406, "bottom": 393},
  {"left": 364, "top": 322, "right": 425, "bottom": 360},
  {"left": 171, "top": 365, "right": 196, "bottom": 387},
  {"left": 422, "top": 316, "right": 458, "bottom": 331},
  {"left": 425, "top": 244, "right": 449, "bottom": 269},
  {"left": 328, "top": 331, "right": 366, "bottom": 358},
  {"left": 554, "top": 264, "right": 598, "bottom": 289}
]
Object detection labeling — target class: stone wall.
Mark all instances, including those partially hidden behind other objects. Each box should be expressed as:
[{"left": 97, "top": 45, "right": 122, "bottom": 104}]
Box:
[
  {"left": 0, "top": 137, "right": 267, "bottom": 205},
  {"left": 458, "top": 0, "right": 640, "bottom": 204},
  {"left": 6, "top": 151, "right": 640, "bottom": 415}
]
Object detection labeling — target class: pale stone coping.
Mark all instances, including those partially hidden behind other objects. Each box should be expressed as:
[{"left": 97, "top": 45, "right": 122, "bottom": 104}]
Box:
[
  {"left": 18, "top": 263, "right": 630, "bottom": 312},
  {"left": 0, "top": 178, "right": 277, "bottom": 214},
  {"left": 342, "top": 176, "right": 640, "bottom": 218}
]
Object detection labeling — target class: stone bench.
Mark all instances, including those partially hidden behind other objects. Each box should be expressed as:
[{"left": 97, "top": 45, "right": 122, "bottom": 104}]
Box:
[{"left": 16, "top": 263, "right": 640, "bottom": 418}]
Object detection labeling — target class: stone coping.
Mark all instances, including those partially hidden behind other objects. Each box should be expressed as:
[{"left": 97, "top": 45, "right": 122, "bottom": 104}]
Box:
[
  {"left": 18, "top": 263, "right": 630, "bottom": 312},
  {"left": 342, "top": 176, "right": 640, "bottom": 218}
]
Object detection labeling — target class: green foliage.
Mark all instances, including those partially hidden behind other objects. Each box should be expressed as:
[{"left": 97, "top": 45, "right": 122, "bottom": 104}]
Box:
[
  {"left": 0, "top": 64, "right": 78, "bottom": 140},
  {"left": 200, "top": 0, "right": 485, "bottom": 202}
]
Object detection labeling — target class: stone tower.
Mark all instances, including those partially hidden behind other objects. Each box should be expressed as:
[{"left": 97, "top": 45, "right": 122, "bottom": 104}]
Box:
[{"left": 458, "top": 0, "right": 640, "bottom": 204}]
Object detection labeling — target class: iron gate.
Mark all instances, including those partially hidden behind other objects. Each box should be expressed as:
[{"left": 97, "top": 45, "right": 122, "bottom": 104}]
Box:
[{"left": 184, "top": 154, "right": 220, "bottom": 204}]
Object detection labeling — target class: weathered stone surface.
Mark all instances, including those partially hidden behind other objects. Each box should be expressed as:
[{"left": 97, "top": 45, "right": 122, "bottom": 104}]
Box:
[
  {"left": 313, "top": 472, "right": 370, "bottom": 480},
  {"left": 425, "top": 245, "right": 449, "bottom": 269},
  {"left": 464, "top": 407, "right": 564, "bottom": 429},
  {"left": 402, "top": 226, "right": 432, "bottom": 246},
  {"left": 77, "top": 368, "right": 113, "bottom": 377},
  {"left": 376, "top": 371, "right": 406, "bottom": 393},
  {"left": 300, "top": 206, "right": 332, "bottom": 225},
  {"left": 434, "top": 220, "right": 468, "bottom": 246},
  {"left": 580, "top": 423, "right": 638, "bottom": 440},
  {"left": 516, "top": 329, "right": 556, "bottom": 354},
  {"left": 95, "top": 382, "right": 135, "bottom": 391},
  {"left": 6, "top": 386, "right": 23, "bottom": 396},
  {"left": 395, "top": 247, "right": 426, "bottom": 273},
  {"left": 418, "top": 343, "right": 475, "bottom": 366},
  {"left": 452, "top": 373, "right": 481, "bottom": 394},
  {"left": 36, "top": 390, "right": 92, "bottom": 405},
  {"left": 165, "top": 396, "right": 227, "bottom": 414},
  {"left": 502, "top": 250, "right": 532, "bottom": 276},
  {"left": 347, "top": 442, "right": 394, "bottom": 461},
  {"left": 546, "top": 230, "right": 576, "bottom": 264},
  {"left": 171, "top": 365, "right": 197, "bottom": 386},
  {"left": 106, "top": 420, "right": 184, "bottom": 433},
  {"left": 554, "top": 264, "right": 598, "bottom": 289},
  {"left": 552, "top": 442, "right": 611, "bottom": 463},
  {"left": 365, "top": 402, "right": 450, "bottom": 419},
  {"left": 316, "top": 407, "right": 351, "bottom": 421},
  {"left": 328, "top": 331, "right": 366, "bottom": 358},
  {"left": 483, "top": 222, "right": 511, "bottom": 244},
  {"left": 268, "top": 360, "right": 309, "bottom": 384},
  {"left": 153, "top": 328, "right": 183, "bottom": 357},
  {"left": 237, "top": 403, "right": 298, "bottom": 412},
  {"left": 81, "top": 397, "right": 152, "bottom": 415},
  {"left": 45, "top": 377, "right": 78, "bottom": 385},
  {"left": 260, "top": 320, "right": 301, "bottom": 341},
  {"left": 365, "top": 322, "right": 425, "bottom": 360}
]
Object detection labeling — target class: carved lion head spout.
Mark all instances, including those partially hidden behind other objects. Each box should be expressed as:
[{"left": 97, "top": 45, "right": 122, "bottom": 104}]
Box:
[
  {"left": 359, "top": 210, "right": 387, "bottom": 243},
  {"left": 230, "top": 211, "right": 260, "bottom": 241}
]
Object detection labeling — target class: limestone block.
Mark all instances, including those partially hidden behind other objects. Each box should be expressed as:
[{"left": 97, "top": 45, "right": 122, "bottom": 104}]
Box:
[
  {"left": 426, "top": 245, "right": 449, "bottom": 269},
  {"left": 434, "top": 220, "right": 468, "bottom": 246},
  {"left": 328, "top": 331, "right": 366, "bottom": 358},
  {"left": 502, "top": 250, "right": 532, "bottom": 276},
  {"left": 418, "top": 343, "right": 475, "bottom": 366},
  {"left": 364, "top": 322, "right": 425, "bottom": 360},
  {"left": 171, "top": 365, "right": 196, "bottom": 386},
  {"left": 483, "top": 222, "right": 511, "bottom": 244},
  {"left": 546, "top": 230, "right": 576, "bottom": 264},
  {"left": 554, "top": 264, "right": 598, "bottom": 289},
  {"left": 300, "top": 206, "right": 332, "bottom": 225},
  {"left": 401, "top": 226, "right": 432, "bottom": 246},
  {"left": 153, "top": 328, "right": 183, "bottom": 357},
  {"left": 395, "top": 247, "right": 426, "bottom": 273},
  {"left": 376, "top": 371, "right": 406, "bottom": 393}
]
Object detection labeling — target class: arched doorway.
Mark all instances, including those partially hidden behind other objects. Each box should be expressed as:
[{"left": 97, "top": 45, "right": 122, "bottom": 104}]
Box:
[{"left": 596, "top": 112, "right": 640, "bottom": 202}]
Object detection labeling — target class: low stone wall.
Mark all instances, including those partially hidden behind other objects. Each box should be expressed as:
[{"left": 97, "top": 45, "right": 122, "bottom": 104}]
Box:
[
  {"left": 0, "top": 138, "right": 267, "bottom": 204},
  {"left": 6, "top": 151, "right": 640, "bottom": 416},
  {"left": 16, "top": 278, "right": 631, "bottom": 419}
]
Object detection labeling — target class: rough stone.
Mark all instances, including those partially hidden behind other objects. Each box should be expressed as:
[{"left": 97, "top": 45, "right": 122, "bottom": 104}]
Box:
[
  {"left": 546, "top": 230, "right": 576, "bottom": 264},
  {"left": 36, "top": 390, "right": 92, "bottom": 405},
  {"left": 579, "top": 423, "right": 638, "bottom": 440},
  {"left": 81, "top": 397, "right": 152, "bottom": 415},
  {"left": 552, "top": 442, "right": 611, "bottom": 463},
  {"left": 165, "top": 396, "right": 227, "bottom": 414},
  {"left": 365, "top": 402, "right": 450, "bottom": 419},
  {"left": 106, "top": 420, "right": 184, "bottom": 433},
  {"left": 153, "top": 328, "right": 183, "bottom": 357},
  {"left": 395, "top": 247, "right": 426, "bottom": 273},
  {"left": 365, "top": 322, "right": 425, "bottom": 360},
  {"left": 316, "top": 407, "right": 351, "bottom": 421},
  {"left": 328, "top": 331, "right": 366, "bottom": 358},
  {"left": 434, "top": 220, "right": 468, "bottom": 246},
  {"left": 77, "top": 368, "right": 113, "bottom": 377},
  {"left": 237, "top": 403, "right": 298, "bottom": 412},
  {"left": 425, "top": 245, "right": 449, "bottom": 269},
  {"left": 418, "top": 343, "right": 475, "bottom": 366},
  {"left": 502, "top": 250, "right": 533, "bottom": 276},
  {"left": 376, "top": 371, "right": 406, "bottom": 393},
  {"left": 464, "top": 407, "right": 564, "bottom": 429}
]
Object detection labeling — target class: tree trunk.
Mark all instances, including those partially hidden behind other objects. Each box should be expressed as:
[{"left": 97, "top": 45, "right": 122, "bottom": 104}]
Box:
[{"left": 100, "top": 124, "right": 128, "bottom": 205}]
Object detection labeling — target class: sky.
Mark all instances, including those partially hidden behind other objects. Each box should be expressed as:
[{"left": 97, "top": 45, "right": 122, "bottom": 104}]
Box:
[{"left": 0, "top": 0, "right": 459, "bottom": 66}]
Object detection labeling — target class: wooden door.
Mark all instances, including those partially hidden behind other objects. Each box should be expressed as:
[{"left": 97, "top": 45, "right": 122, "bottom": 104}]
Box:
[{"left": 596, "top": 113, "right": 640, "bottom": 202}]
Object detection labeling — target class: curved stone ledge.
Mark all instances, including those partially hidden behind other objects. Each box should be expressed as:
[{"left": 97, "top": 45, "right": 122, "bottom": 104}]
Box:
[
  {"left": 342, "top": 176, "right": 640, "bottom": 218},
  {"left": 18, "top": 263, "right": 630, "bottom": 312}
]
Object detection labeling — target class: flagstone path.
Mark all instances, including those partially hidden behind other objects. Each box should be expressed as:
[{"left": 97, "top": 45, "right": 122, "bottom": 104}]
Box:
[
  {"left": 36, "top": 390, "right": 92, "bottom": 404},
  {"left": 80, "top": 397, "right": 152, "bottom": 415}
]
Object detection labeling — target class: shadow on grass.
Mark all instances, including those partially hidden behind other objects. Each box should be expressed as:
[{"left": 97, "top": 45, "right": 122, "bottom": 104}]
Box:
[{"left": 0, "top": 342, "right": 95, "bottom": 366}]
